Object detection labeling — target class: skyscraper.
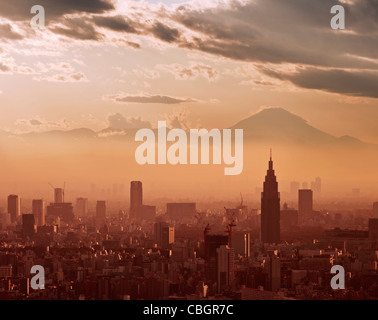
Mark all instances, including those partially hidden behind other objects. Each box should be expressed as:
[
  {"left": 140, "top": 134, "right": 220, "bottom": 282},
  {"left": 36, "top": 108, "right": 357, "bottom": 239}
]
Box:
[
  {"left": 298, "top": 189, "right": 313, "bottom": 221},
  {"left": 373, "top": 202, "right": 378, "bottom": 218},
  {"left": 8, "top": 195, "right": 20, "bottom": 223},
  {"left": 76, "top": 198, "right": 88, "bottom": 217},
  {"left": 96, "top": 201, "right": 106, "bottom": 226},
  {"left": 216, "top": 245, "right": 235, "bottom": 293},
  {"left": 261, "top": 152, "right": 280, "bottom": 244},
  {"left": 130, "top": 181, "right": 143, "bottom": 220},
  {"left": 22, "top": 214, "right": 35, "bottom": 238},
  {"left": 32, "top": 199, "right": 45, "bottom": 226}
]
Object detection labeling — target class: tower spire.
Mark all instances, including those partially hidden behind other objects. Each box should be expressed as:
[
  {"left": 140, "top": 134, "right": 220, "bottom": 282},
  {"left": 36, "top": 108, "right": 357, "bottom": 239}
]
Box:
[{"left": 270, "top": 148, "right": 272, "bottom": 161}]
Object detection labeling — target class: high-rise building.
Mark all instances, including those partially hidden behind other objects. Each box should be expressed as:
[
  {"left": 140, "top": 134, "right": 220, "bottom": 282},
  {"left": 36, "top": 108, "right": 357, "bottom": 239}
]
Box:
[
  {"left": 368, "top": 218, "right": 378, "bottom": 241},
  {"left": 298, "top": 189, "right": 313, "bottom": 221},
  {"left": 231, "top": 232, "right": 250, "bottom": 257},
  {"left": 130, "top": 181, "right": 143, "bottom": 220},
  {"left": 261, "top": 153, "right": 280, "bottom": 244},
  {"left": 268, "top": 254, "right": 281, "bottom": 291},
  {"left": 154, "top": 222, "right": 174, "bottom": 248},
  {"left": 8, "top": 195, "right": 20, "bottom": 223},
  {"left": 373, "top": 202, "right": 378, "bottom": 218},
  {"left": 76, "top": 198, "right": 88, "bottom": 217},
  {"left": 96, "top": 201, "right": 106, "bottom": 226},
  {"left": 216, "top": 245, "right": 235, "bottom": 293},
  {"left": 32, "top": 199, "right": 45, "bottom": 226},
  {"left": 54, "top": 188, "right": 64, "bottom": 203},
  {"left": 22, "top": 214, "right": 35, "bottom": 238},
  {"left": 205, "top": 234, "right": 229, "bottom": 282},
  {"left": 311, "top": 177, "right": 322, "bottom": 195}
]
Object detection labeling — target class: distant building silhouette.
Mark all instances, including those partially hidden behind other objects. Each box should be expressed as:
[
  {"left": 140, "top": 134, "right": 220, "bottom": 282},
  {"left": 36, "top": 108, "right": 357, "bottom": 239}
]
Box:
[
  {"left": 205, "top": 234, "right": 229, "bottom": 283},
  {"left": 154, "top": 222, "right": 174, "bottom": 249},
  {"left": 167, "top": 203, "right": 196, "bottom": 220},
  {"left": 22, "top": 214, "right": 35, "bottom": 238},
  {"left": 130, "top": 181, "right": 143, "bottom": 220},
  {"left": 261, "top": 153, "right": 280, "bottom": 244},
  {"left": 96, "top": 201, "right": 106, "bottom": 226},
  {"left": 76, "top": 198, "right": 88, "bottom": 217},
  {"left": 216, "top": 245, "right": 234, "bottom": 293},
  {"left": 32, "top": 199, "right": 45, "bottom": 226},
  {"left": 8, "top": 195, "right": 20, "bottom": 223},
  {"left": 373, "top": 202, "right": 378, "bottom": 218},
  {"left": 298, "top": 189, "right": 313, "bottom": 222}
]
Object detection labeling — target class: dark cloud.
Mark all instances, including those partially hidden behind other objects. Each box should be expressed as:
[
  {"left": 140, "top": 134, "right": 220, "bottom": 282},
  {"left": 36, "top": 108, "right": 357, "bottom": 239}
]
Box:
[
  {"left": 150, "top": 22, "right": 180, "bottom": 43},
  {"left": 93, "top": 15, "right": 139, "bottom": 33},
  {"left": 262, "top": 67, "right": 378, "bottom": 98},
  {"left": 0, "top": 0, "right": 114, "bottom": 21},
  {"left": 51, "top": 18, "right": 103, "bottom": 40},
  {"left": 171, "top": 0, "right": 378, "bottom": 69},
  {"left": 107, "top": 93, "right": 196, "bottom": 104}
]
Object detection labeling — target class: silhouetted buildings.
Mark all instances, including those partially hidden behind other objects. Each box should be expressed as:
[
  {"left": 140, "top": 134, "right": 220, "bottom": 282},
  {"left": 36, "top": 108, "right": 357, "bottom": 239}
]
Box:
[
  {"left": 130, "top": 181, "right": 143, "bottom": 220},
  {"left": 75, "top": 198, "right": 88, "bottom": 218},
  {"left": 373, "top": 202, "right": 378, "bottom": 218},
  {"left": 298, "top": 189, "right": 313, "bottom": 222},
  {"left": 22, "top": 214, "right": 35, "bottom": 238},
  {"left": 205, "top": 234, "right": 229, "bottom": 283},
  {"left": 32, "top": 199, "right": 45, "bottom": 226},
  {"left": 261, "top": 154, "right": 280, "bottom": 243},
  {"left": 96, "top": 201, "right": 106, "bottom": 226},
  {"left": 154, "top": 222, "right": 174, "bottom": 249},
  {"left": 8, "top": 195, "right": 20, "bottom": 223},
  {"left": 167, "top": 203, "right": 196, "bottom": 220},
  {"left": 231, "top": 232, "right": 250, "bottom": 257},
  {"left": 47, "top": 202, "right": 74, "bottom": 222},
  {"left": 216, "top": 245, "right": 234, "bottom": 293}
]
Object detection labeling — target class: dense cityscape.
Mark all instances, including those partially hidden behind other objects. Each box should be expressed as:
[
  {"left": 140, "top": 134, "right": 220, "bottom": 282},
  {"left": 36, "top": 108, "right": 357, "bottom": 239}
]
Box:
[{"left": 0, "top": 155, "right": 377, "bottom": 300}]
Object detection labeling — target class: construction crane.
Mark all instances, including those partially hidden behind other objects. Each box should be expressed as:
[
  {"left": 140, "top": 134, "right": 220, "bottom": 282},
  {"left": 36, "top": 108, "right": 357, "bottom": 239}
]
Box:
[
  {"left": 47, "top": 182, "right": 66, "bottom": 203},
  {"left": 203, "top": 224, "right": 211, "bottom": 279},
  {"left": 225, "top": 219, "right": 237, "bottom": 247}
]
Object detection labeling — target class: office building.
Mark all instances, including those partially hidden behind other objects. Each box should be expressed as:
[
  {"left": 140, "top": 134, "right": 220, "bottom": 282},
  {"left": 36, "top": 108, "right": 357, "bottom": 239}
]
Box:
[
  {"left": 22, "top": 214, "right": 35, "bottom": 238},
  {"left": 261, "top": 153, "right": 280, "bottom": 243},
  {"left": 8, "top": 195, "right": 20, "bottom": 223},
  {"left": 130, "top": 181, "right": 143, "bottom": 220},
  {"left": 231, "top": 232, "right": 250, "bottom": 257},
  {"left": 76, "top": 198, "right": 88, "bottom": 217},
  {"left": 32, "top": 199, "right": 45, "bottom": 226},
  {"left": 96, "top": 201, "right": 106, "bottom": 226},
  {"left": 298, "top": 189, "right": 313, "bottom": 221},
  {"left": 216, "top": 245, "right": 235, "bottom": 293}
]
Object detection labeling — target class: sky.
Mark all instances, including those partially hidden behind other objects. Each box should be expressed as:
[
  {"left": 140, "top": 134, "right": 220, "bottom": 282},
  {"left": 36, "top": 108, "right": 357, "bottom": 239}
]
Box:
[
  {"left": 0, "top": 0, "right": 378, "bottom": 140},
  {"left": 1, "top": 0, "right": 378, "bottom": 199}
]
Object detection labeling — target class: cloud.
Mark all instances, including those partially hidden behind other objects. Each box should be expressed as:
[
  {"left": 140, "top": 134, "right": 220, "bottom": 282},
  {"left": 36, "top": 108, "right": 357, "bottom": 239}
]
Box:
[
  {"left": 51, "top": 18, "right": 103, "bottom": 40},
  {"left": 107, "top": 113, "right": 152, "bottom": 129},
  {"left": 0, "top": 0, "right": 114, "bottom": 20},
  {"left": 33, "top": 71, "right": 88, "bottom": 82},
  {"left": 105, "top": 92, "right": 197, "bottom": 104},
  {"left": 158, "top": 62, "right": 219, "bottom": 81},
  {"left": 0, "top": 23, "right": 23, "bottom": 40},
  {"left": 93, "top": 15, "right": 139, "bottom": 33},
  {"left": 150, "top": 22, "right": 181, "bottom": 43},
  {"left": 15, "top": 117, "right": 69, "bottom": 131},
  {"left": 262, "top": 67, "right": 378, "bottom": 98}
]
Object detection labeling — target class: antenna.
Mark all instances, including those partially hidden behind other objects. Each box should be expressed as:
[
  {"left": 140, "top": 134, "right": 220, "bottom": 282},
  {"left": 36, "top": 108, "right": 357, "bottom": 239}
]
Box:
[{"left": 270, "top": 148, "right": 272, "bottom": 160}]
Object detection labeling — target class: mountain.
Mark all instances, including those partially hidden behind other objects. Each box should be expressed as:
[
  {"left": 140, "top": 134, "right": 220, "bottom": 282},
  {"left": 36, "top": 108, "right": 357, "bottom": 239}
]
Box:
[
  {"left": 231, "top": 107, "right": 372, "bottom": 147},
  {"left": 9, "top": 108, "right": 375, "bottom": 149}
]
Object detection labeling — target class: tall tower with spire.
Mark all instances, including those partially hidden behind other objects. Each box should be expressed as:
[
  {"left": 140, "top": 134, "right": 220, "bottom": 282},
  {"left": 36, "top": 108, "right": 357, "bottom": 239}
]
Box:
[{"left": 261, "top": 150, "right": 280, "bottom": 243}]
